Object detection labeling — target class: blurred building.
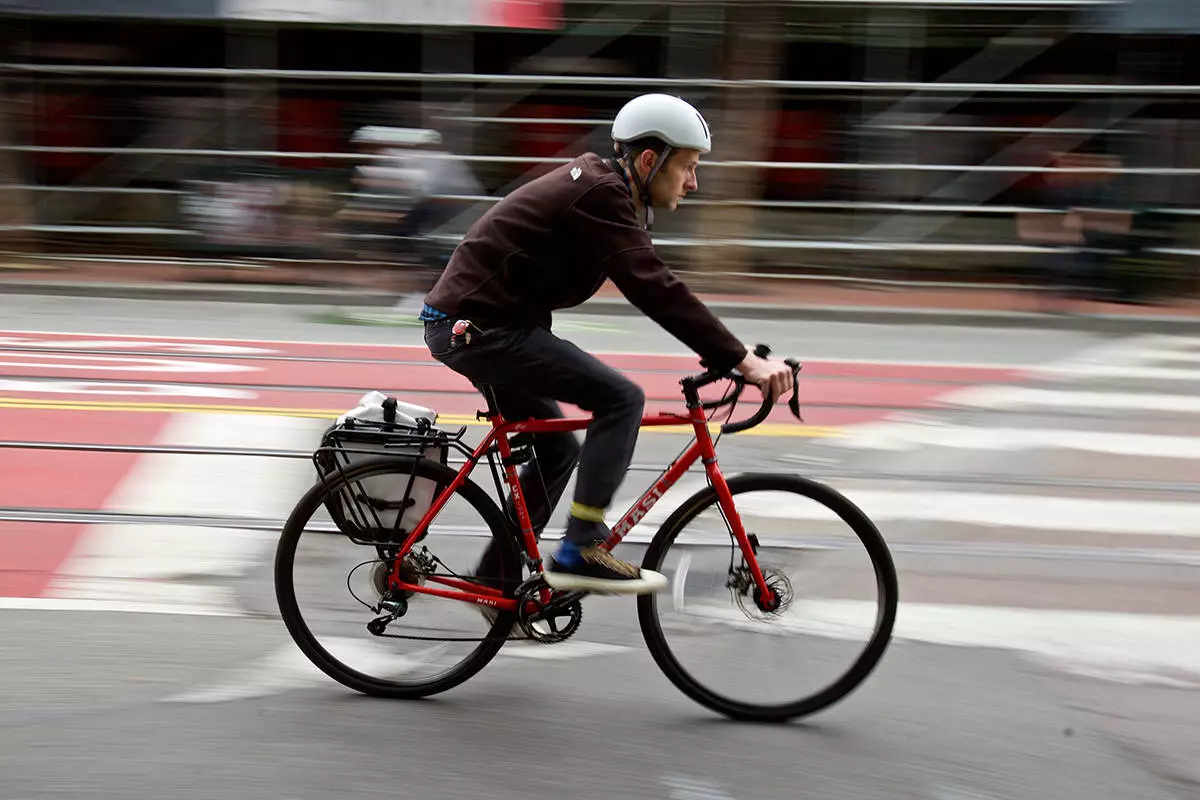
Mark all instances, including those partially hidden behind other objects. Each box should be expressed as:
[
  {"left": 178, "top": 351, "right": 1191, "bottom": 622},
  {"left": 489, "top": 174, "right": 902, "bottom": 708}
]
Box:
[{"left": 0, "top": 0, "right": 1197, "bottom": 297}]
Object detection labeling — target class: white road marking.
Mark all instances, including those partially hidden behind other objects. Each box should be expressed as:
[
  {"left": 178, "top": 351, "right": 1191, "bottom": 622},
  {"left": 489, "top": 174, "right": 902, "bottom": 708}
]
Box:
[
  {"left": 105, "top": 413, "right": 323, "bottom": 519},
  {"left": 45, "top": 524, "right": 273, "bottom": 610},
  {"left": 0, "top": 352, "right": 254, "bottom": 373},
  {"left": 0, "top": 378, "right": 255, "bottom": 398},
  {"left": 47, "top": 413, "right": 325, "bottom": 614},
  {"left": 0, "top": 336, "right": 274, "bottom": 355},
  {"left": 633, "top": 481, "right": 1200, "bottom": 538},
  {"left": 1038, "top": 365, "right": 1200, "bottom": 381},
  {"left": 0, "top": 596, "right": 239, "bottom": 616},
  {"left": 497, "top": 641, "right": 633, "bottom": 660},
  {"left": 946, "top": 387, "right": 1200, "bottom": 414},
  {"left": 166, "top": 640, "right": 452, "bottom": 703},
  {"left": 163, "top": 638, "right": 632, "bottom": 703},
  {"left": 661, "top": 775, "right": 738, "bottom": 800},
  {"left": 832, "top": 422, "right": 1200, "bottom": 459},
  {"left": 1136, "top": 349, "right": 1200, "bottom": 364},
  {"left": 677, "top": 601, "right": 1200, "bottom": 688}
]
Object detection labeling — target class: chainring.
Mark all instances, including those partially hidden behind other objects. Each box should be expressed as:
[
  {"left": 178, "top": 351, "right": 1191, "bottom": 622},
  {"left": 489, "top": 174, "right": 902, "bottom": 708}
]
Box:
[{"left": 516, "top": 585, "right": 585, "bottom": 643}]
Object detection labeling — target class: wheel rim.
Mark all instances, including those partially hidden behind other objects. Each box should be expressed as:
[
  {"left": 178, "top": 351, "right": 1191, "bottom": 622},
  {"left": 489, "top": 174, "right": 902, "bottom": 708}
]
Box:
[{"left": 642, "top": 481, "right": 895, "bottom": 717}]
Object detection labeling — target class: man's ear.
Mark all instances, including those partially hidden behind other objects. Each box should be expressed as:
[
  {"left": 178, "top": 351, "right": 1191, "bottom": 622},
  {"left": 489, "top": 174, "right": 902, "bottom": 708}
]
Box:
[{"left": 637, "top": 148, "right": 658, "bottom": 177}]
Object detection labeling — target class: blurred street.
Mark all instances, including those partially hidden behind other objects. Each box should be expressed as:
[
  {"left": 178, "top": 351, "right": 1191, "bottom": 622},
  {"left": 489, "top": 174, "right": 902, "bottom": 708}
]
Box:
[
  {"left": 4, "top": 1, "right": 1200, "bottom": 796},
  {"left": 1, "top": 295, "right": 1198, "bottom": 799}
]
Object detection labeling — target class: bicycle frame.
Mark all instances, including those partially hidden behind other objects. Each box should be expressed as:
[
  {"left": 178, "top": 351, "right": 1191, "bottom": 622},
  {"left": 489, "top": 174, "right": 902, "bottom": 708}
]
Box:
[{"left": 385, "top": 396, "right": 773, "bottom": 615}]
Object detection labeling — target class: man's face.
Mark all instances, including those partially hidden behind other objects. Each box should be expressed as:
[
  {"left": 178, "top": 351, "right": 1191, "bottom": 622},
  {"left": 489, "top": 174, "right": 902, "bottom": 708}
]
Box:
[{"left": 638, "top": 148, "right": 701, "bottom": 211}]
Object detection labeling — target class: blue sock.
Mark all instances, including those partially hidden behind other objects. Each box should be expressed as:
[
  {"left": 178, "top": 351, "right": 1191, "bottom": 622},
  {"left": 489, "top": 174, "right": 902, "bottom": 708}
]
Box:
[{"left": 555, "top": 539, "right": 583, "bottom": 567}]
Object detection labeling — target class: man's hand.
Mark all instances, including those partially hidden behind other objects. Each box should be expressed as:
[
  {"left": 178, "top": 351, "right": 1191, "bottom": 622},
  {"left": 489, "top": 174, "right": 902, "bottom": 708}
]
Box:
[{"left": 737, "top": 349, "right": 795, "bottom": 401}]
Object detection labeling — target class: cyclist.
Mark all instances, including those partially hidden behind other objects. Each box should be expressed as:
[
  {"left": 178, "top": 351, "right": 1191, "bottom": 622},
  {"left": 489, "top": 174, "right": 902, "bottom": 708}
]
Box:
[{"left": 420, "top": 93, "right": 793, "bottom": 594}]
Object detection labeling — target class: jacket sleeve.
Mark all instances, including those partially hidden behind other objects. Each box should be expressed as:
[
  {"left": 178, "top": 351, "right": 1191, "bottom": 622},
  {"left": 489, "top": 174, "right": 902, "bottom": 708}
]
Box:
[{"left": 569, "top": 180, "right": 748, "bottom": 373}]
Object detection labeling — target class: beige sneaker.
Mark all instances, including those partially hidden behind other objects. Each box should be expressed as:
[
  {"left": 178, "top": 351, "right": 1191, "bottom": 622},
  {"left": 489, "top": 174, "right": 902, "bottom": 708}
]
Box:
[{"left": 544, "top": 544, "right": 668, "bottom": 595}]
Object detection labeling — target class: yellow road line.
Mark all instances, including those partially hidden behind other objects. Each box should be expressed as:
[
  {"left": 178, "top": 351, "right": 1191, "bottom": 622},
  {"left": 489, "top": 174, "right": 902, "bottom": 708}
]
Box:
[{"left": 0, "top": 397, "right": 843, "bottom": 438}]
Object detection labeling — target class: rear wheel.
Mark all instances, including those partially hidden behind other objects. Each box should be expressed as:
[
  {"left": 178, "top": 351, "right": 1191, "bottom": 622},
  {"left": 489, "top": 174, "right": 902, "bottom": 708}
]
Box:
[
  {"left": 637, "top": 474, "right": 898, "bottom": 722},
  {"left": 275, "top": 456, "right": 522, "bottom": 699}
]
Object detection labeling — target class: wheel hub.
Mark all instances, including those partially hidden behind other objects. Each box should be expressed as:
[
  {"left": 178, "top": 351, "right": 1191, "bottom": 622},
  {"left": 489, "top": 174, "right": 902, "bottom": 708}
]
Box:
[
  {"left": 371, "top": 550, "right": 434, "bottom": 601},
  {"left": 734, "top": 566, "right": 793, "bottom": 620}
]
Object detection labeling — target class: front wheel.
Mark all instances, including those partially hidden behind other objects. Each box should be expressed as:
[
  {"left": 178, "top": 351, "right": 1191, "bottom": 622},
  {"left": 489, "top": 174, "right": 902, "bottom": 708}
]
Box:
[{"left": 637, "top": 474, "right": 898, "bottom": 722}]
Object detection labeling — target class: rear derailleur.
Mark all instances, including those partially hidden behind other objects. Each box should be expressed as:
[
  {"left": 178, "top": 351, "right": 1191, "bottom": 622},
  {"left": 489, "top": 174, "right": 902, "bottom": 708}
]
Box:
[{"left": 366, "top": 549, "right": 435, "bottom": 635}]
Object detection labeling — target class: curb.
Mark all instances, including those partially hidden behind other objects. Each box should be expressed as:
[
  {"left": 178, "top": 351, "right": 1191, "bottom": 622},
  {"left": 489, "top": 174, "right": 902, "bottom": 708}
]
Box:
[
  {"left": 584, "top": 299, "right": 1200, "bottom": 334},
  {"left": 4, "top": 278, "right": 1200, "bottom": 333},
  {"left": 0, "top": 280, "right": 398, "bottom": 307}
]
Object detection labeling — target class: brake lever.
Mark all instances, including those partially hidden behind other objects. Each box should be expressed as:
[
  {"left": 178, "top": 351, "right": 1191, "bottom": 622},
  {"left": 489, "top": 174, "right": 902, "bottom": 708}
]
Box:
[
  {"left": 699, "top": 373, "right": 745, "bottom": 411},
  {"left": 784, "top": 358, "right": 803, "bottom": 422}
]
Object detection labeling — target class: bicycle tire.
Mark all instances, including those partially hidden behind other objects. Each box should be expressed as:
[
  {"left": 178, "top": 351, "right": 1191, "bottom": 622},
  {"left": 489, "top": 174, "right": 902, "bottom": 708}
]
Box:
[
  {"left": 275, "top": 455, "right": 522, "bottom": 699},
  {"left": 637, "top": 473, "right": 898, "bottom": 722}
]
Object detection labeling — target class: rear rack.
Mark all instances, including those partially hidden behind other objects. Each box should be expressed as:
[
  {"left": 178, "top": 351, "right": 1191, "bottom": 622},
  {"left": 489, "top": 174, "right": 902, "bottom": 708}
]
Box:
[
  {"left": 313, "top": 416, "right": 467, "bottom": 548},
  {"left": 315, "top": 415, "right": 469, "bottom": 465}
]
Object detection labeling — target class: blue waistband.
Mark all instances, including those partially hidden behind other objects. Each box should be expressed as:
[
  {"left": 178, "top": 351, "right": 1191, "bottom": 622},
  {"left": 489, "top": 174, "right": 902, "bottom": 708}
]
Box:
[{"left": 419, "top": 304, "right": 449, "bottom": 322}]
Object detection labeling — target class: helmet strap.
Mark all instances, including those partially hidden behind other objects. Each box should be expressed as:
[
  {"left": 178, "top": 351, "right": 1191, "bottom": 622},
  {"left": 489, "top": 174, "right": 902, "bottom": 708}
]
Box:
[{"left": 618, "top": 143, "right": 674, "bottom": 231}]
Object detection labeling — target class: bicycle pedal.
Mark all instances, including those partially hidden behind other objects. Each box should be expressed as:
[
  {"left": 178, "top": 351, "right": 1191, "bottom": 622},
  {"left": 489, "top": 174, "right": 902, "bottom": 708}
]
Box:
[{"left": 514, "top": 573, "right": 548, "bottom": 595}]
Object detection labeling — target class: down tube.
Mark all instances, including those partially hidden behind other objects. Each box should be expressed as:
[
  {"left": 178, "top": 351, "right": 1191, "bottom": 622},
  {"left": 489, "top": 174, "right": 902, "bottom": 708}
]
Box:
[{"left": 603, "top": 439, "right": 704, "bottom": 550}]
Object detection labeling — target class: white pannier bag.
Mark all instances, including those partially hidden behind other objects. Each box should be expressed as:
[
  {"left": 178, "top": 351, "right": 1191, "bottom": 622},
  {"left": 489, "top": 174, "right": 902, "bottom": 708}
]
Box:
[{"left": 316, "top": 391, "right": 447, "bottom": 542}]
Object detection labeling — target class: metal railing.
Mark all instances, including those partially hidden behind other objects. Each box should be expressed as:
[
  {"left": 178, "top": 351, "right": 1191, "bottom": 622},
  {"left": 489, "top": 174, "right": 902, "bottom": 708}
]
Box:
[
  {"left": 9, "top": 183, "right": 1200, "bottom": 217},
  {"left": 5, "top": 57, "right": 1199, "bottom": 269},
  {"left": 9, "top": 63, "right": 1196, "bottom": 95},
  {"left": 5, "top": 145, "right": 1199, "bottom": 174}
]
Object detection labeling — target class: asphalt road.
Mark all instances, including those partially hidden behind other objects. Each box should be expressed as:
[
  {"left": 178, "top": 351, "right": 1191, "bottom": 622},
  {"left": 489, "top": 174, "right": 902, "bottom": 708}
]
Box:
[{"left": 1, "top": 295, "right": 1197, "bottom": 799}]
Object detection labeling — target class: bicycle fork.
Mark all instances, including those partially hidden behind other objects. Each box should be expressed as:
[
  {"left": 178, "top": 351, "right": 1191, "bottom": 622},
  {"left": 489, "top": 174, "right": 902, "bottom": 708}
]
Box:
[{"left": 703, "top": 463, "right": 779, "bottom": 612}]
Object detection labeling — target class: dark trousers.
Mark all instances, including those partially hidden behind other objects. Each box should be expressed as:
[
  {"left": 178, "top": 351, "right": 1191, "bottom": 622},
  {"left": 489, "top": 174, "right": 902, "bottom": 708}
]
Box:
[{"left": 424, "top": 319, "right": 645, "bottom": 579}]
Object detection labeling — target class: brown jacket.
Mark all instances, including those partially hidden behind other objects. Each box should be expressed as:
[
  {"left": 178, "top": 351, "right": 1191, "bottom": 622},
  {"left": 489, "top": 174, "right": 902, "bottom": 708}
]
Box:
[{"left": 424, "top": 152, "right": 747, "bottom": 372}]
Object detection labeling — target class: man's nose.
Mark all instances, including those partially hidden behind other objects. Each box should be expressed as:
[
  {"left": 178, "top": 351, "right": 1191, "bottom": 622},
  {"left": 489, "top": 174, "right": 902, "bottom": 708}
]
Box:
[{"left": 685, "top": 174, "right": 698, "bottom": 192}]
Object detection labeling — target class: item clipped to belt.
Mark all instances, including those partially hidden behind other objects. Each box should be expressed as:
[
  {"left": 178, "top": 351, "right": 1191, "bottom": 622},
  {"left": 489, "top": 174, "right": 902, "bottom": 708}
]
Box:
[{"left": 450, "top": 319, "right": 478, "bottom": 347}]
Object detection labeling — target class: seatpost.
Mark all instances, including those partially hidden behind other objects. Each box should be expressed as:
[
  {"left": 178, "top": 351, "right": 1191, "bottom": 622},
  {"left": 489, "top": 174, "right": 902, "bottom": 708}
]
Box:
[
  {"left": 479, "top": 385, "right": 501, "bottom": 418},
  {"left": 679, "top": 377, "right": 702, "bottom": 410}
]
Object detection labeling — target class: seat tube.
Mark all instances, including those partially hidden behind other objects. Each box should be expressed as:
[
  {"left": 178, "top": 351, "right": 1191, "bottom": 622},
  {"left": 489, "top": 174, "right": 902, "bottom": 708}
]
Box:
[{"left": 494, "top": 429, "right": 540, "bottom": 563}]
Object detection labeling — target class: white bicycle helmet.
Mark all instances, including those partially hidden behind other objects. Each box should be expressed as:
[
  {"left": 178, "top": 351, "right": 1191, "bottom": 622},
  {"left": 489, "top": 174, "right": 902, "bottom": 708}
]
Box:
[
  {"left": 611, "top": 93, "right": 712, "bottom": 154},
  {"left": 611, "top": 94, "right": 711, "bottom": 228}
]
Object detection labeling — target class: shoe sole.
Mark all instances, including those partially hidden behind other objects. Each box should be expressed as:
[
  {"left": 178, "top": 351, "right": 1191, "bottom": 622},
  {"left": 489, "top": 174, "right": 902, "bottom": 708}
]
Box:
[{"left": 543, "top": 568, "right": 668, "bottom": 595}]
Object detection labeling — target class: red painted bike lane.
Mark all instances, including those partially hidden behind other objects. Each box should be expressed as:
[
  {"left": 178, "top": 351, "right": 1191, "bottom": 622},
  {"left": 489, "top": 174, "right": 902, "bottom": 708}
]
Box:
[
  {"left": 0, "top": 330, "right": 1023, "bottom": 601},
  {"left": 0, "top": 409, "right": 172, "bottom": 597},
  {"left": 0, "top": 331, "right": 1019, "bottom": 425}
]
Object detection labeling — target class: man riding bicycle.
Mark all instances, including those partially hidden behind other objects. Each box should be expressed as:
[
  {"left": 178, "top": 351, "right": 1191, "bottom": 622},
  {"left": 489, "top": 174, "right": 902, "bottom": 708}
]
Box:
[{"left": 420, "top": 93, "right": 793, "bottom": 594}]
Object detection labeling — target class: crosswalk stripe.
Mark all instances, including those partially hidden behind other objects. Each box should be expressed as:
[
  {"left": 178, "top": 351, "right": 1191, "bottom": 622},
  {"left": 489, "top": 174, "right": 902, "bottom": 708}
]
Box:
[
  {"left": 1037, "top": 365, "right": 1200, "bottom": 381},
  {"left": 947, "top": 386, "right": 1200, "bottom": 413},
  {"left": 1120, "top": 349, "right": 1200, "bottom": 364},
  {"left": 679, "top": 601, "right": 1200, "bottom": 688},
  {"left": 163, "top": 638, "right": 632, "bottom": 703},
  {"left": 47, "top": 413, "right": 325, "bottom": 613},
  {"left": 166, "top": 640, "right": 451, "bottom": 703},
  {"left": 641, "top": 482, "right": 1200, "bottom": 537},
  {"left": 103, "top": 412, "right": 324, "bottom": 519},
  {"left": 833, "top": 422, "right": 1200, "bottom": 459},
  {"left": 0, "top": 596, "right": 239, "bottom": 616}
]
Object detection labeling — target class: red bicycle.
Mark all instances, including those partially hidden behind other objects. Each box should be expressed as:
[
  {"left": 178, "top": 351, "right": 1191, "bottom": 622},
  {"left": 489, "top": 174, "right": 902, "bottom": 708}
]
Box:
[{"left": 275, "top": 345, "right": 897, "bottom": 722}]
